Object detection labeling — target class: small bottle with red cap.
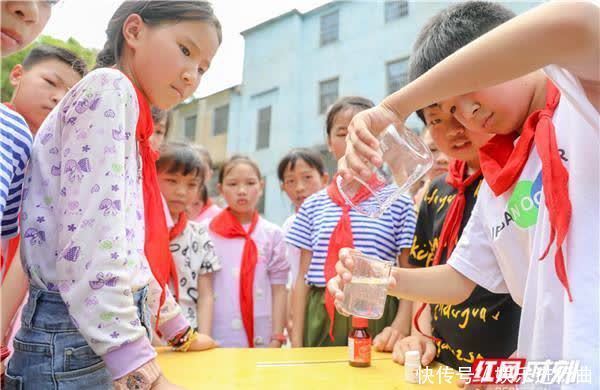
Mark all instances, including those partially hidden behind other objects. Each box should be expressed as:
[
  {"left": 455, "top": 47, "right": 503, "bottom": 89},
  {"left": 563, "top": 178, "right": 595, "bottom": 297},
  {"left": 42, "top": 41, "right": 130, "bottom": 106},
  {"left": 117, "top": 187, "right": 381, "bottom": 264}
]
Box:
[{"left": 348, "top": 316, "right": 371, "bottom": 367}]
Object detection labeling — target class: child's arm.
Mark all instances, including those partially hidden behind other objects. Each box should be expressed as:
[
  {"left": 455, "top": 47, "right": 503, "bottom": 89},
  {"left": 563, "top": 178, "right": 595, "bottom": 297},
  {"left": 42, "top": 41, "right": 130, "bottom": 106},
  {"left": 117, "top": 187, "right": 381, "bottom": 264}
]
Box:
[
  {"left": 393, "top": 264, "right": 475, "bottom": 304},
  {"left": 1, "top": 250, "right": 27, "bottom": 344},
  {"left": 411, "top": 301, "right": 432, "bottom": 337},
  {"left": 329, "top": 249, "right": 475, "bottom": 307},
  {"left": 342, "top": 1, "right": 599, "bottom": 176},
  {"left": 196, "top": 273, "right": 214, "bottom": 336},
  {"left": 291, "top": 249, "right": 312, "bottom": 347},
  {"left": 385, "top": 0, "right": 599, "bottom": 120},
  {"left": 269, "top": 284, "right": 287, "bottom": 348}
]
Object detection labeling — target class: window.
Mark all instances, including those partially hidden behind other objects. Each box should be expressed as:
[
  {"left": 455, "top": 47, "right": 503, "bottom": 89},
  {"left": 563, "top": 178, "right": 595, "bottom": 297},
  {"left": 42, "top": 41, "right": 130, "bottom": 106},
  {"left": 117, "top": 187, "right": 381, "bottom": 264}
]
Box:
[
  {"left": 385, "top": 0, "right": 409, "bottom": 22},
  {"left": 319, "top": 78, "right": 339, "bottom": 114},
  {"left": 184, "top": 115, "right": 197, "bottom": 140},
  {"left": 257, "top": 176, "right": 267, "bottom": 214},
  {"left": 212, "top": 104, "right": 229, "bottom": 136},
  {"left": 387, "top": 59, "right": 408, "bottom": 94},
  {"left": 320, "top": 10, "right": 339, "bottom": 46},
  {"left": 256, "top": 106, "right": 271, "bottom": 150}
]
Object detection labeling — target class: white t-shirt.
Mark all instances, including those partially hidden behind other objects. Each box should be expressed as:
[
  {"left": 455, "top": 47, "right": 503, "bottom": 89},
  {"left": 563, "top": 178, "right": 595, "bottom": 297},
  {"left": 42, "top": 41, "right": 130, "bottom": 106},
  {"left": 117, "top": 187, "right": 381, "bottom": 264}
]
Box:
[
  {"left": 448, "top": 65, "right": 599, "bottom": 389},
  {"left": 282, "top": 213, "right": 301, "bottom": 289},
  {"left": 170, "top": 221, "right": 221, "bottom": 329}
]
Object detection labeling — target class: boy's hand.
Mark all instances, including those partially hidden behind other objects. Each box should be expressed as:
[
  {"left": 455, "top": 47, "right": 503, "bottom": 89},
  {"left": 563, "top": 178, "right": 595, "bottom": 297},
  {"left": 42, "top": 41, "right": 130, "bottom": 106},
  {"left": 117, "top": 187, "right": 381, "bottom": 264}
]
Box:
[
  {"left": 339, "top": 105, "right": 401, "bottom": 182},
  {"left": 268, "top": 340, "right": 283, "bottom": 348},
  {"left": 326, "top": 248, "right": 356, "bottom": 317},
  {"left": 373, "top": 326, "right": 406, "bottom": 352},
  {"left": 392, "top": 334, "right": 437, "bottom": 366},
  {"left": 327, "top": 248, "right": 397, "bottom": 316},
  {"left": 187, "top": 334, "right": 218, "bottom": 351}
]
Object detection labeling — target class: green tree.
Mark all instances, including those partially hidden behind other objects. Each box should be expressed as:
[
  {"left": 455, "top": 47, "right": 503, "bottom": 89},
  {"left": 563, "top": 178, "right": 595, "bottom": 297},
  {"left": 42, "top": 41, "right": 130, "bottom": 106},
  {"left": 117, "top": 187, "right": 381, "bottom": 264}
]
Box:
[{"left": 1, "top": 35, "right": 97, "bottom": 102}]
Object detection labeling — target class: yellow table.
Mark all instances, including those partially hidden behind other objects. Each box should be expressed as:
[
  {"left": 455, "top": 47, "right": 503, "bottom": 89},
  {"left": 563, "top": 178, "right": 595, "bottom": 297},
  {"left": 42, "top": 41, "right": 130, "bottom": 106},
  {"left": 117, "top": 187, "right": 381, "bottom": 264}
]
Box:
[{"left": 157, "top": 347, "right": 458, "bottom": 389}]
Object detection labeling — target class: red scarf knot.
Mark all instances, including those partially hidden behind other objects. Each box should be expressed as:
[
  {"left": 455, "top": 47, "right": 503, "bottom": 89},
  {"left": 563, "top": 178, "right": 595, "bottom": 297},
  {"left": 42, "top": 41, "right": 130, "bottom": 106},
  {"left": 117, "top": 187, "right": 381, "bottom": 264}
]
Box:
[
  {"left": 210, "top": 208, "right": 260, "bottom": 347},
  {"left": 479, "top": 80, "right": 572, "bottom": 302}
]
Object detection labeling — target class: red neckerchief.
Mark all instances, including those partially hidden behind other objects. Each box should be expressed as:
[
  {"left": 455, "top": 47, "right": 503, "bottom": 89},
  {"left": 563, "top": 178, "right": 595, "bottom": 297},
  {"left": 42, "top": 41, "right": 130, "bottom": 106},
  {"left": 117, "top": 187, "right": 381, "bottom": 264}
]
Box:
[
  {"left": 129, "top": 78, "right": 180, "bottom": 331},
  {"left": 413, "top": 160, "right": 481, "bottom": 340},
  {"left": 479, "top": 80, "right": 572, "bottom": 301},
  {"left": 169, "top": 212, "right": 188, "bottom": 241},
  {"left": 209, "top": 208, "right": 260, "bottom": 347},
  {"left": 324, "top": 173, "right": 380, "bottom": 341},
  {"left": 1, "top": 236, "right": 20, "bottom": 284}
]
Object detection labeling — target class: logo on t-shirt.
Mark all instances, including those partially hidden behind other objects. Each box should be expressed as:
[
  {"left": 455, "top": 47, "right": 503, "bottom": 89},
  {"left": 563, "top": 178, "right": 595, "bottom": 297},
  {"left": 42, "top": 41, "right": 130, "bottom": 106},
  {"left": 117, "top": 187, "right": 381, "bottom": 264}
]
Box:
[{"left": 492, "top": 171, "right": 542, "bottom": 239}]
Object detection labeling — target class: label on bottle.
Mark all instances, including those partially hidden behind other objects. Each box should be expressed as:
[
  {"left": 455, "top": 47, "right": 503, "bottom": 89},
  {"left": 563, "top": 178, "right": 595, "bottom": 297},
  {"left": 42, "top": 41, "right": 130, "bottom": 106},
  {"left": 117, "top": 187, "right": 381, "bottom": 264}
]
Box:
[{"left": 348, "top": 337, "right": 371, "bottom": 363}]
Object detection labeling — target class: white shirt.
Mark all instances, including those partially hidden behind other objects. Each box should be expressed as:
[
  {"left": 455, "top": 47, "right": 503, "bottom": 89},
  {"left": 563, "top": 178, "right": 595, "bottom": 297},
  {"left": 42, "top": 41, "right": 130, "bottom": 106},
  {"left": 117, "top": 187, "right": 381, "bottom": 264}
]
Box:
[
  {"left": 282, "top": 213, "right": 301, "bottom": 289},
  {"left": 448, "top": 65, "right": 599, "bottom": 389},
  {"left": 170, "top": 220, "right": 221, "bottom": 329}
]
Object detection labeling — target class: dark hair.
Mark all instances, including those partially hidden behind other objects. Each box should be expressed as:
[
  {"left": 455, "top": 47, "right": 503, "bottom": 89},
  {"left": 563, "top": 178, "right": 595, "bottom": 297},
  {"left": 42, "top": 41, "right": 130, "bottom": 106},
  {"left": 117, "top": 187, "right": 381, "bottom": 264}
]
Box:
[
  {"left": 277, "top": 148, "right": 326, "bottom": 182},
  {"left": 325, "top": 96, "right": 374, "bottom": 136},
  {"left": 23, "top": 44, "right": 87, "bottom": 78},
  {"left": 191, "top": 144, "right": 213, "bottom": 170},
  {"left": 96, "top": 0, "right": 222, "bottom": 68},
  {"left": 151, "top": 106, "right": 170, "bottom": 136},
  {"left": 156, "top": 141, "right": 206, "bottom": 181},
  {"left": 151, "top": 106, "right": 167, "bottom": 124},
  {"left": 218, "top": 155, "right": 261, "bottom": 184},
  {"left": 409, "top": 1, "right": 515, "bottom": 123}
]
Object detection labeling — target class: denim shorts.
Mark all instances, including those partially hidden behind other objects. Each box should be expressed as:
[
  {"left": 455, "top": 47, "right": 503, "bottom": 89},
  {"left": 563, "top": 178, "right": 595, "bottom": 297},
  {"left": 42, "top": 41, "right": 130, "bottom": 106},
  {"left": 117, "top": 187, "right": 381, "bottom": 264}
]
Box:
[{"left": 4, "top": 284, "right": 151, "bottom": 390}]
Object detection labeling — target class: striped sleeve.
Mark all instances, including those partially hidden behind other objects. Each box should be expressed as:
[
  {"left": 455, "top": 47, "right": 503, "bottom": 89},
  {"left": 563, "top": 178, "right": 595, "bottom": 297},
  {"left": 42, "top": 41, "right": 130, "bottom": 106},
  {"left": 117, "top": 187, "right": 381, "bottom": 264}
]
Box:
[
  {"left": 0, "top": 105, "right": 32, "bottom": 239},
  {"left": 392, "top": 194, "right": 417, "bottom": 252},
  {"left": 285, "top": 198, "right": 314, "bottom": 251}
]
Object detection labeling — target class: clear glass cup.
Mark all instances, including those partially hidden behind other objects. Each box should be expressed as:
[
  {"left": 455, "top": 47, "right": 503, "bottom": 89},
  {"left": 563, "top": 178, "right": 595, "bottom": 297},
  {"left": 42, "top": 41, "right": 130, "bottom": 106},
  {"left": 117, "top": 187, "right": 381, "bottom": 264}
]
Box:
[
  {"left": 341, "top": 253, "right": 393, "bottom": 319},
  {"left": 337, "top": 124, "right": 433, "bottom": 218}
]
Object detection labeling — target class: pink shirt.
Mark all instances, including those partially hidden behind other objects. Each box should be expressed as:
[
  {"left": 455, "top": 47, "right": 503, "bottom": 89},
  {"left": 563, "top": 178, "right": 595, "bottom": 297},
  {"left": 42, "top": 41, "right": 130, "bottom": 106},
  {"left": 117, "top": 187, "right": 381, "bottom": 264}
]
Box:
[
  {"left": 208, "top": 217, "right": 289, "bottom": 347},
  {"left": 193, "top": 204, "right": 222, "bottom": 224}
]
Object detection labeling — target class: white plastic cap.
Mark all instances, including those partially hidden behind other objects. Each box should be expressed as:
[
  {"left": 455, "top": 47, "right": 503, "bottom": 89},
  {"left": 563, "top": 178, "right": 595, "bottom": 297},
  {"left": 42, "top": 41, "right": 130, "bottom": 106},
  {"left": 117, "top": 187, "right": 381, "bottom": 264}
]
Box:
[{"left": 405, "top": 350, "right": 421, "bottom": 365}]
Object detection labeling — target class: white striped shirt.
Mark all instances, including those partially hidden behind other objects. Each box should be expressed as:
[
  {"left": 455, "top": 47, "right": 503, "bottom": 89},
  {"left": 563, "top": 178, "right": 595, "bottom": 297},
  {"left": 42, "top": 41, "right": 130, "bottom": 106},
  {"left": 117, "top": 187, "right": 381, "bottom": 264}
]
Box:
[
  {"left": 286, "top": 188, "right": 416, "bottom": 286},
  {"left": 0, "top": 104, "right": 32, "bottom": 239}
]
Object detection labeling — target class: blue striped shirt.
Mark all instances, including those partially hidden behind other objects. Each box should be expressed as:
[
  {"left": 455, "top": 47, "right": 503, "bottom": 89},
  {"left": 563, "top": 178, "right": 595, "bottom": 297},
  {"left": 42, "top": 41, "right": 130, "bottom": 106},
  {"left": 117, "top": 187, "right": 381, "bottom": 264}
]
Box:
[
  {"left": 286, "top": 187, "right": 416, "bottom": 286},
  {"left": 0, "top": 104, "right": 32, "bottom": 239}
]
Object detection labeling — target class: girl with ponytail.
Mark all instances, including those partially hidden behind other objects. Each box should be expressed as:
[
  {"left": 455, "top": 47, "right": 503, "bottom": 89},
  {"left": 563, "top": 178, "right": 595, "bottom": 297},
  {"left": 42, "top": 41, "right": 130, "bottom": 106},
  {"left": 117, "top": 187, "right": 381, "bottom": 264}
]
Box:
[{"left": 6, "top": 2, "right": 222, "bottom": 389}]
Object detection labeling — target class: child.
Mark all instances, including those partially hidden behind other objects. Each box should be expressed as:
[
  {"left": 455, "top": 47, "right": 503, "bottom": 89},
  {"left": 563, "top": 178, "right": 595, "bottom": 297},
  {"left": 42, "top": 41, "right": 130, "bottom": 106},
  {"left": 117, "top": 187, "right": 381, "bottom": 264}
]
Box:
[
  {"left": 331, "top": 0, "right": 599, "bottom": 385},
  {"left": 1, "top": 1, "right": 56, "bottom": 374},
  {"left": 1, "top": 44, "right": 87, "bottom": 367},
  {"left": 411, "top": 128, "right": 450, "bottom": 206},
  {"left": 422, "top": 127, "right": 449, "bottom": 182},
  {"left": 8, "top": 44, "right": 87, "bottom": 134},
  {"left": 189, "top": 144, "right": 222, "bottom": 222},
  {"left": 277, "top": 148, "right": 329, "bottom": 333},
  {"left": 6, "top": 1, "right": 223, "bottom": 388},
  {"left": 209, "top": 155, "right": 289, "bottom": 348},
  {"left": 392, "top": 59, "right": 521, "bottom": 369},
  {"left": 150, "top": 107, "right": 169, "bottom": 151},
  {"left": 2, "top": 41, "right": 87, "bottom": 285},
  {"left": 287, "top": 96, "right": 417, "bottom": 348},
  {"left": 0, "top": 0, "right": 57, "bottom": 261},
  {"left": 0, "top": 1, "right": 53, "bottom": 57},
  {"left": 156, "top": 142, "right": 221, "bottom": 335}
]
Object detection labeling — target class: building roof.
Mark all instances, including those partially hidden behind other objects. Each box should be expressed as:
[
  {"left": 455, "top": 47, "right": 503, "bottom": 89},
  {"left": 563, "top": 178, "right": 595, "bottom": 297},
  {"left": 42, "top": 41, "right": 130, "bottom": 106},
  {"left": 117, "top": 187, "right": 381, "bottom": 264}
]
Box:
[
  {"left": 240, "top": 9, "right": 301, "bottom": 36},
  {"left": 240, "top": 1, "right": 343, "bottom": 36}
]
